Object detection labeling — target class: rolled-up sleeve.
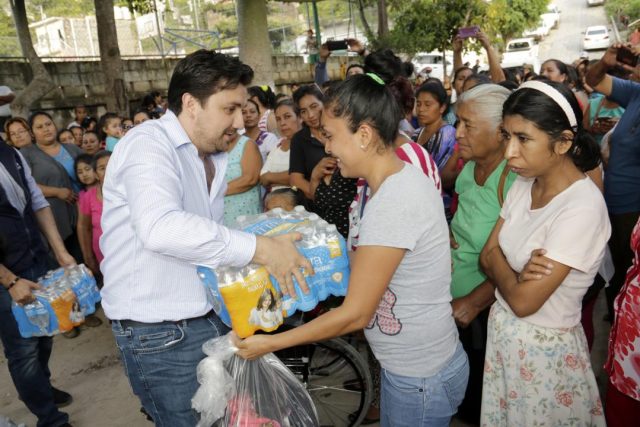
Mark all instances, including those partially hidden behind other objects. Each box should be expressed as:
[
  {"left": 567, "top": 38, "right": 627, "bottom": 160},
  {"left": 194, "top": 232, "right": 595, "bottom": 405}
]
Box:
[
  {"left": 118, "top": 133, "right": 256, "bottom": 269},
  {"left": 17, "top": 151, "right": 49, "bottom": 211}
]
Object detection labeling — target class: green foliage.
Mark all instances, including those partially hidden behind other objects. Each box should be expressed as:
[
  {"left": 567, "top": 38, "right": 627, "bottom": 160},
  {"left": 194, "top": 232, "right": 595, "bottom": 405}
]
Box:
[
  {"left": 606, "top": 0, "right": 640, "bottom": 21},
  {"left": 485, "top": 0, "right": 548, "bottom": 45},
  {"left": 387, "top": 0, "right": 486, "bottom": 56},
  {"left": 0, "top": 5, "right": 20, "bottom": 56},
  {"left": 26, "top": 0, "right": 94, "bottom": 18},
  {"left": 118, "top": 0, "right": 154, "bottom": 15}
]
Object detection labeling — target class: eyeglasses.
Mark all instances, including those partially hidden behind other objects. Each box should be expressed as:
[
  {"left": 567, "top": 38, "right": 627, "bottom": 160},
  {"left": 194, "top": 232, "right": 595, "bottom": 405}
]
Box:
[
  {"left": 123, "top": 125, "right": 134, "bottom": 130},
  {"left": 9, "top": 129, "right": 29, "bottom": 138}
]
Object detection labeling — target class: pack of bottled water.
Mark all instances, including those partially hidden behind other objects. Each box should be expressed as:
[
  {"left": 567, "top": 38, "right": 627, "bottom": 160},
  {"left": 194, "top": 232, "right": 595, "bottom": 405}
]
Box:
[
  {"left": 197, "top": 206, "right": 350, "bottom": 338},
  {"left": 11, "top": 264, "right": 101, "bottom": 338}
]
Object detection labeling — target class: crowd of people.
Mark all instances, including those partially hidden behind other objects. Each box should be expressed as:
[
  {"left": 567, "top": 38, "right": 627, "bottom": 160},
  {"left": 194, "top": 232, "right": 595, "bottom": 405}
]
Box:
[{"left": 0, "top": 30, "right": 639, "bottom": 427}]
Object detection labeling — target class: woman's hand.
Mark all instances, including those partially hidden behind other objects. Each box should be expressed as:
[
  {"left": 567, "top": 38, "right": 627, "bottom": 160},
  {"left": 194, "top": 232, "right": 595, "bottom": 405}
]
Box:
[
  {"left": 56, "top": 187, "right": 77, "bottom": 204},
  {"left": 311, "top": 157, "right": 337, "bottom": 181},
  {"left": 475, "top": 30, "right": 491, "bottom": 49},
  {"left": 452, "top": 35, "right": 464, "bottom": 53},
  {"left": 56, "top": 251, "right": 76, "bottom": 268},
  {"left": 449, "top": 229, "right": 459, "bottom": 249},
  {"left": 234, "top": 333, "right": 277, "bottom": 360},
  {"left": 518, "top": 249, "right": 553, "bottom": 283}
]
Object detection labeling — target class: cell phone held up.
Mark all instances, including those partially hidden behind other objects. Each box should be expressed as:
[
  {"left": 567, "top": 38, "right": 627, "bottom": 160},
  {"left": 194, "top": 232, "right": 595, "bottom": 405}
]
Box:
[
  {"left": 616, "top": 46, "right": 639, "bottom": 67},
  {"left": 326, "top": 39, "right": 348, "bottom": 51},
  {"left": 457, "top": 26, "right": 480, "bottom": 39}
]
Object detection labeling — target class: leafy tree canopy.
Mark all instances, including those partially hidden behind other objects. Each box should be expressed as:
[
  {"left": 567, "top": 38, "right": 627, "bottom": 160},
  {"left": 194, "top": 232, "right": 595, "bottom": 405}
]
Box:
[{"left": 606, "top": 0, "right": 640, "bottom": 22}]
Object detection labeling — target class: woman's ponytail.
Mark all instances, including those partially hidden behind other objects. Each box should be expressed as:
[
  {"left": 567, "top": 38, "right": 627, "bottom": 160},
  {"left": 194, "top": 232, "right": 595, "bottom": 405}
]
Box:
[{"left": 570, "top": 129, "right": 601, "bottom": 172}]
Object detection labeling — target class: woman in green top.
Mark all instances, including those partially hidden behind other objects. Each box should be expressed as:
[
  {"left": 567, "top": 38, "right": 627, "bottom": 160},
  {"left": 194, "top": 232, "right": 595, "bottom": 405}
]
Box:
[{"left": 450, "top": 83, "right": 515, "bottom": 424}]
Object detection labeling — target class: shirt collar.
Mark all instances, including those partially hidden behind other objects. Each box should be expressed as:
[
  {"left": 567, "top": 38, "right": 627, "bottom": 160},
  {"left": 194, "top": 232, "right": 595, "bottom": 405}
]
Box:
[{"left": 160, "top": 110, "right": 193, "bottom": 148}]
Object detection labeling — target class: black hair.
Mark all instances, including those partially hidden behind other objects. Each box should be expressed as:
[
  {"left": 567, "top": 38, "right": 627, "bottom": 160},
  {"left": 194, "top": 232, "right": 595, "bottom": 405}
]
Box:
[
  {"left": 28, "top": 111, "right": 54, "bottom": 130},
  {"left": 265, "top": 187, "right": 303, "bottom": 208},
  {"left": 92, "top": 150, "right": 112, "bottom": 170},
  {"left": 74, "top": 153, "right": 94, "bottom": 171},
  {"left": 81, "top": 116, "right": 97, "bottom": 130},
  {"left": 346, "top": 63, "right": 365, "bottom": 75},
  {"left": 274, "top": 93, "right": 290, "bottom": 102},
  {"left": 363, "top": 49, "right": 403, "bottom": 84},
  {"left": 324, "top": 74, "right": 402, "bottom": 148},
  {"left": 502, "top": 81, "right": 600, "bottom": 172},
  {"left": 245, "top": 99, "right": 260, "bottom": 113},
  {"left": 565, "top": 65, "right": 583, "bottom": 91},
  {"left": 132, "top": 109, "right": 151, "bottom": 120},
  {"left": 415, "top": 81, "right": 449, "bottom": 107},
  {"left": 388, "top": 77, "right": 415, "bottom": 115},
  {"left": 97, "top": 112, "right": 120, "bottom": 142},
  {"left": 541, "top": 59, "right": 569, "bottom": 82},
  {"left": 497, "top": 80, "right": 519, "bottom": 91},
  {"left": 454, "top": 66, "right": 473, "bottom": 80},
  {"left": 274, "top": 98, "right": 296, "bottom": 114},
  {"left": 292, "top": 84, "right": 324, "bottom": 110},
  {"left": 248, "top": 85, "right": 276, "bottom": 110},
  {"left": 56, "top": 128, "right": 73, "bottom": 142},
  {"left": 402, "top": 61, "right": 415, "bottom": 78},
  {"left": 168, "top": 49, "right": 254, "bottom": 116},
  {"left": 69, "top": 125, "right": 83, "bottom": 132},
  {"left": 463, "top": 74, "right": 492, "bottom": 91}
]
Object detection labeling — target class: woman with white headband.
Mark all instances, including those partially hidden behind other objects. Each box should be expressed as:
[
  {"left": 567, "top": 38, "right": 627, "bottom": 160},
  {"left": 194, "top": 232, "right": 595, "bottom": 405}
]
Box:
[{"left": 479, "top": 80, "right": 609, "bottom": 425}]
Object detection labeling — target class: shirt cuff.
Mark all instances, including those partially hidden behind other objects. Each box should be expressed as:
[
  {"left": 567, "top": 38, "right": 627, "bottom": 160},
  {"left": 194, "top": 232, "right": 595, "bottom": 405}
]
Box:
[
  {"left": 31, "top": 198, "right": 50, "bottom": 211},
  {"left": 223, "top": 229, "right": 257, "bottom": 268}
]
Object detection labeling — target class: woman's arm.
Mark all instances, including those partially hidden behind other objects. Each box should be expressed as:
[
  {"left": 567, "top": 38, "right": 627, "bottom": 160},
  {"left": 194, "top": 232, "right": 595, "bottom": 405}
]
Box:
[
  {"left": 38, "top": 184, "right": 77, "bottom": 204},
  {"left": 260, "top": 171, "right": 290, "bottom": 187},
  {"left": 236, "top": 245, "right": 406, "bottom": 359},
  {"left": 479, "top": 218, "right": 571, "bottom": 317},
  {"left": 226, "top": 141, "right": 263, "bottom": 196},
  {"left": 439, "top": 149, "right": 460, "bottom": 191},
  {"left": 477, "top": 31, "right": 506, "bottom": 83},
  {"left": 583, "top": 103, "right": 593, "bottom": 131},
  {"left": 76, "top": 207, "right": 98, "bottom": 273},
  {"left": 290, "top": 173, "right": 313, "bottom": 200},
  {"left": 310, "top": 157, "right": 337, "bottom": 198}
]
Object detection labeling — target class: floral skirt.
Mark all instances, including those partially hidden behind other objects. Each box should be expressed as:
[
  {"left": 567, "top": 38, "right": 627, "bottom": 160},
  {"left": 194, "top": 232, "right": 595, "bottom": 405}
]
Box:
[{"left": 480, "top": 302, "right": 605, "bottom": 426}]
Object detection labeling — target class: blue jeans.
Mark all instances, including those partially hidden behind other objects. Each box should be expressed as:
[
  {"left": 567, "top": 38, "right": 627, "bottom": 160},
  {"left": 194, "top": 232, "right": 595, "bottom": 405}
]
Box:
[
  {"left": 0, "top": 261, "right": 69, "bottom": 427},
  {"left": 381, "top": 342, "right": 469, "bottom": 427},
  {"left": 111, "top": 312, "right": 229, "bottom": 427}
]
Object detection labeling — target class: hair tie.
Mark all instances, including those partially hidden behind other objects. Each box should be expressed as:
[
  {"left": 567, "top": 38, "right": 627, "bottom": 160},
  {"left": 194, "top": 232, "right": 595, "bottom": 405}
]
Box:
[
  {"left": 517, "top": 81, "right": 578, "bottom": 132},
  {"left": 260, "top": 85, "right": 269, "bottom": 92},
  {"left": 366, "top": 73, "right": 385, "bottom": 86}
]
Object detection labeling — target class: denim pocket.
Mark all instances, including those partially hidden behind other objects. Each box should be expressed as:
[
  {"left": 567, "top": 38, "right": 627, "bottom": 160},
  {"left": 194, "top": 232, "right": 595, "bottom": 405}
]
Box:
[
  {"left": 441, "top": 346, "right": 470, "bottom": 411},
  {"left": 133, "top": 324, "right": 185, "bottom": 354},
  {"left": 382, "top": 369, "right": 424, "bottom": 393}
]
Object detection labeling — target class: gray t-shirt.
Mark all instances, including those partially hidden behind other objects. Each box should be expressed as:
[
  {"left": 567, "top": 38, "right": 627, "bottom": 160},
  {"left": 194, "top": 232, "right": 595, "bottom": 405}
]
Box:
[{"left": 359, "top": 164, "right": 458, "bottom": 377}]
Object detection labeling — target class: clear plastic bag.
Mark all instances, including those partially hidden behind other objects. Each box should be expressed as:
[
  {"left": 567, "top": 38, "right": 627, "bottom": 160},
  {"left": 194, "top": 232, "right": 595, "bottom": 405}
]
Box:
[{"left": 192, "top": 334, "right": 318, "bottom": 427}]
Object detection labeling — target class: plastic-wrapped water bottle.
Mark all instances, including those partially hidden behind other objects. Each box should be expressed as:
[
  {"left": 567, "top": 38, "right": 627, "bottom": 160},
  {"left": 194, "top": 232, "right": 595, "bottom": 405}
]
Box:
[{"left": 24, "top": 300, "right": 50, "bottom": 335}]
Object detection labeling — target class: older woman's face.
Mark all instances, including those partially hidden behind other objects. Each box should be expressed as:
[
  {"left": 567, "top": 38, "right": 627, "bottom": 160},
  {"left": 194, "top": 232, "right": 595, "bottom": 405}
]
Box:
[
  {"left": 32, "top": 115, "right": 58, "bottom": 146},
  {"left": 8, "top": 122, "right": 32, "bottom": 148},
  {"left": 455, "top": 100, "right": 502, "bottom": 162},
  {"left": 541, "top": 61, "right": 566, "bottom": 83}
]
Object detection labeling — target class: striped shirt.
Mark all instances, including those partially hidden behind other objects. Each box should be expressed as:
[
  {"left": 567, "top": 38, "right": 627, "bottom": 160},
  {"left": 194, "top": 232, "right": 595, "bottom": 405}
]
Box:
[
  {"left": 100, "top": 111, "right": 256, "bottom": 322},
  {"left": 347, "top": 141, "right": 441, "bottom": 251}
]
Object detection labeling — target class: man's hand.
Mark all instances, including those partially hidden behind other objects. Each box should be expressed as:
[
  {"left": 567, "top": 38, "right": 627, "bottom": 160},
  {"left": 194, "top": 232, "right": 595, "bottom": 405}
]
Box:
[
  {"left": 253, "top": 234, "right": 314, "bottom": 298},
  {"left": 451, "top": 294, "right": 481, "bottom": 328},
  {"left": 56, "top": 187, "right": 77, "bottom": 204},
  {"left": 518, "top": 248, "right": 552, "bottom": 282},
  {"left": 601, "top": 43, "right": 624, "bottom": 69},
  {"left": 9, "top": 278, "right": 42, "bottom": 305},
  {"left": 311, "top": 157, "right": 337, "bottom": 181}
]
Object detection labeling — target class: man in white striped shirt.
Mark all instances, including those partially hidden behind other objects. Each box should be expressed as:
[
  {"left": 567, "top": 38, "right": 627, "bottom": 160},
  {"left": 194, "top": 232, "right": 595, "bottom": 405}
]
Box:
[{"left": 100, "top": 50, "right": 312, "bottom": 426}]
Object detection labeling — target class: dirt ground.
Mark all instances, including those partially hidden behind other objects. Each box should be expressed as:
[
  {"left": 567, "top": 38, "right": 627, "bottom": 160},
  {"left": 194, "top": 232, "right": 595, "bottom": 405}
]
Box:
[{"left": 0, "top": 293, "right": 612, "bottom": 427}]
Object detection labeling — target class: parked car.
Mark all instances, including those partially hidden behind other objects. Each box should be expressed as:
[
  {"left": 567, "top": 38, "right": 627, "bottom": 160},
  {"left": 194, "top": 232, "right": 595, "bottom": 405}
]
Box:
[
  {"left": 586, "top": 0, "right": 605, "bottom": 6},
  {"left": 546, "top": 3, "right": 561, "bottom": 27},
  {"left": 501, "top": 38, "right": 540, "bottom": 70},
  {"left": 583, "top": 25, "right": 610, "bottom": 50},
  {"left": 412, "top": 52, "right": 453, "bottom": 81},
  {"left": 523, "top": 19, "right": 551, "bottom": 41}
]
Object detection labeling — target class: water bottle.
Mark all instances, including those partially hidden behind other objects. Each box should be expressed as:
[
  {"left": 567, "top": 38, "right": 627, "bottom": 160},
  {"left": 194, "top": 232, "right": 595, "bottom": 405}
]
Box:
[{"left": 24, "top": 299, "right": 50, "bottom": 335}]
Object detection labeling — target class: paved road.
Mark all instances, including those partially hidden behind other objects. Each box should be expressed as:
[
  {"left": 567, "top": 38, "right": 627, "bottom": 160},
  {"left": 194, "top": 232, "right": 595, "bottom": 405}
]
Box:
[{"left": 538, "top": 0, "right": 611, "bottom": 64}]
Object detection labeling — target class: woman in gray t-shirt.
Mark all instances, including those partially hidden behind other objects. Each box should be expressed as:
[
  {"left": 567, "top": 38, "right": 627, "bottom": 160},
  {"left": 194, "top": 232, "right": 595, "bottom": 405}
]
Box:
[{"left": 236, "top": 74, "right": 468, "bottom": 426}]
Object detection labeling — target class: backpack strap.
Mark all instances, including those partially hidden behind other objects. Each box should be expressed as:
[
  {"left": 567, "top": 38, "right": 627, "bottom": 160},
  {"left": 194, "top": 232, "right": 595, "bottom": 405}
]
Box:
[{"left": 497, "top": 163, "right": 510, "bottom": 207}]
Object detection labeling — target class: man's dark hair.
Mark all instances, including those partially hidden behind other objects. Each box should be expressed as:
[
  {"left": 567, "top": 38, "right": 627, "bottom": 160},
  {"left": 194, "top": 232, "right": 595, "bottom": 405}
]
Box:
[{"left": 168, "top": 50, "right": 254, "bottom": 116}]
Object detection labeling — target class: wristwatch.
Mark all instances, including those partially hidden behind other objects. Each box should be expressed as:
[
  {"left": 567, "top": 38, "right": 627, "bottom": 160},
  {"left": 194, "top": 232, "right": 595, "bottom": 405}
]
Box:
[{"left": 7, "top": 277, "right": 20, "bottom": 290}]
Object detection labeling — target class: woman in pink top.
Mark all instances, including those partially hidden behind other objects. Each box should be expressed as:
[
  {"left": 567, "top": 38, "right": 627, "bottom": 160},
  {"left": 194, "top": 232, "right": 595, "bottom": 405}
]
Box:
[{"left": 77, "top": 151, "right": 110, "bottom": 274}]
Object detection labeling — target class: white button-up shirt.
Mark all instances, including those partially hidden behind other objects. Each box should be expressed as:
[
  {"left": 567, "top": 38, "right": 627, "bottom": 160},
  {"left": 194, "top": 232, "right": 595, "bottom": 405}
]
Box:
[{"left": 100, "top": 111, "right": 256, "bottom": 322}]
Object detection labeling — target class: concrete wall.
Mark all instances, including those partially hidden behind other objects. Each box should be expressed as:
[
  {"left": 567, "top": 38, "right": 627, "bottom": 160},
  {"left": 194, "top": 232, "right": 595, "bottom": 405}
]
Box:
[{"left": 0, "top": 55, "right": 356, "bottom": 125}]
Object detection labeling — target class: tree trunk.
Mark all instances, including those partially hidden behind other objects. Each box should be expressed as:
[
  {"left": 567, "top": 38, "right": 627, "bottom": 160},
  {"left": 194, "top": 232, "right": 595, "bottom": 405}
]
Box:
[
  {"left": 236, "top": 0, "right": 275, "bottom": 87},
  {"left": 9, "top": 0, "right": 55, "bottom": 118},
  {"left": 377, "top": 0, "right": 389, "bottom": 38},
  {"left": 356, "top": 0, "right": 375, "bottom": 41},
  {"left": 94, "top": 0, "right": 128, "bottom": 116}
]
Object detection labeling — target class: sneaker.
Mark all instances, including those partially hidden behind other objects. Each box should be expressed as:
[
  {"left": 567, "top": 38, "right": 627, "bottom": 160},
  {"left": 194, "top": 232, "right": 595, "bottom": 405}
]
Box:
[
  {"left": 62, "top": 328, "right": 80, "bottom": 339},
  {"left": 83, "top": 315, "right": 103, "bottom": 327},
  {"left": 52, "top": 387, "right": 73, "bottom": 408}
]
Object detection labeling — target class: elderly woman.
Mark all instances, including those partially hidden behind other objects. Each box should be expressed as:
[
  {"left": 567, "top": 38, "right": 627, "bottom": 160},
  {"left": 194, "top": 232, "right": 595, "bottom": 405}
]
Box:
[
  {"left": 449, "top": 84, "right": 515, "bottom": 424},
  {"left": 21, "top": 112, "right": 84, "bottom": 267},
  {"left": 4, "top": 117, "right": 33, "bottom": 149}
]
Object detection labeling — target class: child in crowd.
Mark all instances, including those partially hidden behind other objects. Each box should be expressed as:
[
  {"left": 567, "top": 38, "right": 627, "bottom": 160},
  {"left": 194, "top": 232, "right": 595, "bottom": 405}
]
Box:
[
  {"left": 74, "top": 154, "right": 98, "bottom": 192},
  {"left": 69, "top": 125, "right": 84, "bottom": 147},
  {"left": 99, "top": 113, "right": 123, "bottom": 152},
  {"left": 57, "top": 129, "right": 76, "bottom": 146},
  {"left": 264, "top": 188, "right": 301, "bottom": 212},
  {"left": 77, "top": 151, "right": 111, "bottom": 276},
  {"left": 121, "top": 118, "right": 134, "bottom": 136},
  {"left": 81, "top": 130, "right": 101, "bottom": 155}
]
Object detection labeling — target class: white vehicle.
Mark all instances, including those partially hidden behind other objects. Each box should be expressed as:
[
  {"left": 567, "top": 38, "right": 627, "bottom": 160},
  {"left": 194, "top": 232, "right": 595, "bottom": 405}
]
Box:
[
  {"left": 545, "top": 3, "right": 561, "bottom": 27},
  {"left": 412, "top": 52, "right": 453, "bottom": 80},
  {"left": 501, "top": 38, "right": 540, "bottom": 70},
  {"left": 582, "top": 25, "right": 610, "bottom": 50},
  {"left": 541, "top": 12, "right": 558, "bottom": 30},
  {"left": 586, "top": 0, "right": 605, "bottom": 6},
  {"left": 523, "top": 19, "right": 551, "bottom": 40}
]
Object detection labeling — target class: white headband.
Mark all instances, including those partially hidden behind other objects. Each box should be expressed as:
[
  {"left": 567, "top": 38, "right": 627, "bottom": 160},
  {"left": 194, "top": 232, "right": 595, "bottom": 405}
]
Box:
[{"left": 517, "top": 81, "right": 578, "bottom": 131}]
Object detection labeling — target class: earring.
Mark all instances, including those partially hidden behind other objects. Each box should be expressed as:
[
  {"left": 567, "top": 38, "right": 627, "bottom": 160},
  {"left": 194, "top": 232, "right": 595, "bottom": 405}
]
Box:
[{"left": 360, "top": 144, "right": 365, "bottom": 150}]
